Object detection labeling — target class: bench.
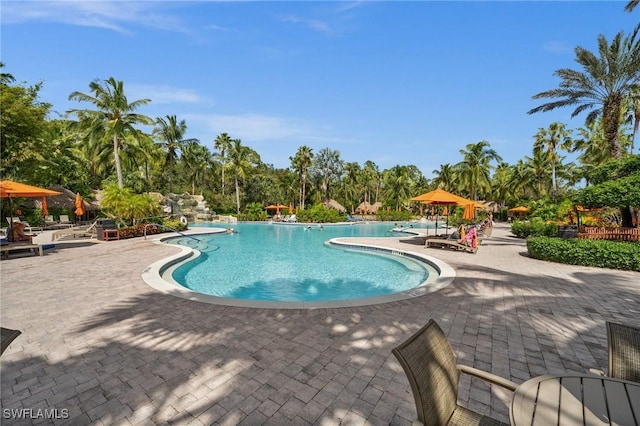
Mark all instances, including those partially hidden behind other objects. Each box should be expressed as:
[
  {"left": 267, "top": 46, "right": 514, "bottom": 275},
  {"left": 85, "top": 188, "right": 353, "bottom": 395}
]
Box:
[{"left": 0, "top": 243, "right": 44, "bottom": 258}]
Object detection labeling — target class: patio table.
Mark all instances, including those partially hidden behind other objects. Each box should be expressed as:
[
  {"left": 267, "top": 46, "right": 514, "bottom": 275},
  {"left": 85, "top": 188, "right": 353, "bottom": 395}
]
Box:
[{"left": 510, "top": 374, "right": 640, "bottom": 425}]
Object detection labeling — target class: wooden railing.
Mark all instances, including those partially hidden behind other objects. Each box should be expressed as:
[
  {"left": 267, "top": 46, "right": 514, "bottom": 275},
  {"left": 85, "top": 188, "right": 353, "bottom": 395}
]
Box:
[{"left": 577, "top": 226, "right": 640, "bottom": 242}]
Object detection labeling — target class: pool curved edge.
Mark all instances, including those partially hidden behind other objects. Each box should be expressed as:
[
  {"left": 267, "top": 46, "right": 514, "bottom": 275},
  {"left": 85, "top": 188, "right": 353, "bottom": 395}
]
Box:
[{"left": 141, "top": 233, "right": 457, "bottom": 310}]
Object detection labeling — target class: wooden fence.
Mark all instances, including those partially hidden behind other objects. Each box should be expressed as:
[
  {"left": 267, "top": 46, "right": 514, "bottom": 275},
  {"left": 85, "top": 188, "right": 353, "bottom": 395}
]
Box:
[{"left": 577, "top": 226, "right": 640, "bottom": 242}]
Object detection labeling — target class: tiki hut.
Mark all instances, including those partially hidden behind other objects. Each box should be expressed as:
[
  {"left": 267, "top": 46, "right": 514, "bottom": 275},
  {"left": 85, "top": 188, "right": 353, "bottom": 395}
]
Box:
[{"left": 323, "top": 199, "right": 346, "bottom": 213}]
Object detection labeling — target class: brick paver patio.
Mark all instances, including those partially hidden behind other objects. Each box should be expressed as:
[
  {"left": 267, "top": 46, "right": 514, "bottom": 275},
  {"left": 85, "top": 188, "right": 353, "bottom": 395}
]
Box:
[{"left": 1, "top": 223, "right": 638, "bottom": 425}]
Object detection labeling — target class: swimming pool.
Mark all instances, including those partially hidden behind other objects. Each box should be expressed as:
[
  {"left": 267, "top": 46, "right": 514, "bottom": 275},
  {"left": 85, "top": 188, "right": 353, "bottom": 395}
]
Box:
[{"left": 149, "top": 221, "right": 455, "bottom": 308}]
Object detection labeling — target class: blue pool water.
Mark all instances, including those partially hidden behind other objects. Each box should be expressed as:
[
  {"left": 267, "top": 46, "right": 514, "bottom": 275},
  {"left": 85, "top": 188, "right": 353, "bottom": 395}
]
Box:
[{"left": 168, "top": 222, "right": 437, "bottom": 302}]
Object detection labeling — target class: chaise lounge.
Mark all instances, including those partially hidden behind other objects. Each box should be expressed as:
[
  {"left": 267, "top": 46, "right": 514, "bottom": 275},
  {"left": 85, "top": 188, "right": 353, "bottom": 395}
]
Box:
[
  {"left": 51, "top": 220, "right": 98, "bottom": 241},
  {"left": 425, "top": 234, "right": 478, "bottom": 254}
]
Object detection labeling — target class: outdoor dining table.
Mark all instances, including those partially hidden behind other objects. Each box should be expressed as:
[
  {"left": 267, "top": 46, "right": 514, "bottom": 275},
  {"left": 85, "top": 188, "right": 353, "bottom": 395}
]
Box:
[{"left": 510, "top": 374, "right": 640, "bottom": 426}]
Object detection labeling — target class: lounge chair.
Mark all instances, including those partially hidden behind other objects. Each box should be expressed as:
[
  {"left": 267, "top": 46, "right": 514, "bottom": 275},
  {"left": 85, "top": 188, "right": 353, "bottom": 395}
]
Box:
[
  {"left": 58, "top": 215, "right": 72, "bottom": 227},
  {"left": 43, "top": 215, "right": 60, "bottom": 229},
  {"left": 607, "top": 321, "right": 640, "bottom": 383},
  {"left": 392, "top": 320, "right": 518, "bottom": 425},
  {"left": 51, "top": 219, "right": 97, "bottom": 241},
  {"left": 425, "top": 234, "right": 478, "bottom": 254}
]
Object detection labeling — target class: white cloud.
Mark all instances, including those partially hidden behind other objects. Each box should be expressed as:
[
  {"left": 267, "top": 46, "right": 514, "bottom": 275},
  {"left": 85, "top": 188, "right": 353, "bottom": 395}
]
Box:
[
  {"left": 1, "top": 1, "right": 191, "bottom": 35},
  {"left": 281, "top": 14, "right": 333, "bottom": 34},
  {"left": 127, "top": 84, "right": 207, "bottom": 105},
  {"left": 543, "top": 40, "right": 573, "bottom": 54}
]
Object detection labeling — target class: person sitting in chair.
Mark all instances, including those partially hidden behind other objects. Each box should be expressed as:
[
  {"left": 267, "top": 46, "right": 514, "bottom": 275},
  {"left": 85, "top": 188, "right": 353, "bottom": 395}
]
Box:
[{"left": 8, "top": 222, "right": 32, "bottom": 243}]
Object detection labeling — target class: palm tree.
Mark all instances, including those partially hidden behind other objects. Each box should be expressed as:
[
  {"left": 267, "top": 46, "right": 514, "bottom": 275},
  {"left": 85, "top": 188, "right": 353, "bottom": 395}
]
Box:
[
  {"left": 311, "top": 148, "right": 343, "bottom": 202},
  {"left": 180, "top": 140, "right": 210, "bottom": 195},
  {"left": 382, "top": 165, "right": 414, "bottom": 210},
  {"left": 533, "top": 122, "right": 572, "bottom": 201},
  {"left": 431, "top": 163, "right": 456, "bottom": 192},
  {"left": 626, "top": 1, "right": 638, "bottom": 12},
  {"left": 214, "top": 133, "right": 233, "bottom": 195},
  {"left": 524, "top": 149, "right": 550, "bottom": 198},
  {"left": 153, "top": 115, "right": 197, "bottom": 193},
  {"left": 528, "top": 24, "right": 640, "bottom": 159},
  {"left": 362, "top": 161, "right": 382, "bottom": 204},
  {"left": 225, "top": 139, "right": 260, "bottom": 214},
  {"left": 68, "top": 77, "right": 153, "bottom": 188},
  {"left": 290, "top": 145, "right": 314, "bottom": 209},
  {"left": 455, "top": 141, "right": 502, "bottom": 200}
]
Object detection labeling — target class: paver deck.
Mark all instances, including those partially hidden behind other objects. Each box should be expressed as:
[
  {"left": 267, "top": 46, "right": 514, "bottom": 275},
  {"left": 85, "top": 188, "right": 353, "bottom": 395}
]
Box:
[{"left": 1, "top": 223, "right": 638, "bottom": 425}]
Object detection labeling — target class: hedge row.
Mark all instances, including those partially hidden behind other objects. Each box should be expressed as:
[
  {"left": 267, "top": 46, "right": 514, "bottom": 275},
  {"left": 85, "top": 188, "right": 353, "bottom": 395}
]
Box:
[{"left": 526, "top": 237, "right": 640, "bottom": 271}]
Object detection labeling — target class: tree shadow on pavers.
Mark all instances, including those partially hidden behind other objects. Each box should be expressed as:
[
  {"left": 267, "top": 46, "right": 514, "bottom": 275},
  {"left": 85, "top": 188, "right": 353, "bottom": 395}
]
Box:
[
  {"left": 0, "top": 287, "right": 518, "bottom": 425},
  {"left": 3, "top": 264, "right": 638, "bottom": 425}
]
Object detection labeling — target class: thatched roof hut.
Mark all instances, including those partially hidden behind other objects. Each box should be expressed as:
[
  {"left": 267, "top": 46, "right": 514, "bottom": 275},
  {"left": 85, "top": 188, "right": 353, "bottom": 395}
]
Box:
[
  {"left": 323, "top": 199, "right": 346, "bottom": 213},
  {"left": 371, "top": 202, "right": 382, "bottom": 213},
  {"left": 356, "top": 201, "right": 373, "bottom": 213},
  {"left": 29, "top": 185, "right": 98, "bottom": 212}
]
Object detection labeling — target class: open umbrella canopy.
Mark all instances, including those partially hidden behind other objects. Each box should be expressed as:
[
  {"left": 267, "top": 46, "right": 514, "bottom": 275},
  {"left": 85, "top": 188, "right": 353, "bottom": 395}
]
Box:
[
  {"left": 1, "top": 180, "right": 61, "bottom": 198},
  {"left": 508, "top": 206, "right": 530, "bottom": 213},
  {"left": 265, "top": 204, "right": 289, "bottom": 210},
  {"left": 410, "top": 188, "right": 471, "bottom": 207}
]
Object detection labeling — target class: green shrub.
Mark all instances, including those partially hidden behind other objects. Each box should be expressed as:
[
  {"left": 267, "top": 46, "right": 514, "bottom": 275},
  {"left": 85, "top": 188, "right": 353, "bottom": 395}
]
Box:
[
  {"left": 511, "top": 218, "right": 558, "bottom": 238},
  {"left": 527, "top": 237, "right": 640, "bottom": 271},
  {"left": 297, "top": 204, "right": 344, "bottom": 223}
]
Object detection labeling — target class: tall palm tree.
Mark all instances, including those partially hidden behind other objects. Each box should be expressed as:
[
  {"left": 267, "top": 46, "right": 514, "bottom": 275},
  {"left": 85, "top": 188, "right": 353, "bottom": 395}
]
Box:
[
  {"left": 68, "top": 77, "right": 153, "bottom": 188},
  {"left": 180, "top": 140, "right": 210, "bottom": 195},
  {"left": 214, "top": 133, "right": 233, "bottom": 196},
  {"left": 431, "top": 163, "right": 456, "bottom": 192},
  {"left": 524, "top": 149, "right": 550, "bottom": 198},
  {"left": 626, "top": 1, "right": 638, "bottom": 12},
  {"left": 362, "top": 161, "right": 382, "bottom": 204},
  {"left": 382, "top": 165, "right": 414, "bottom": 210},
  {"left": 290, "top": 145, "right": 314, "bottom": 209},
  {"left": 455, "top": 141, "right": 502, "bottom": 200},
  {"left": 225, "top": 139, "right": 260, "bottom": 214},
  {"left": 153, "top": 115, "right": 198, "bottom": 193},
  {"left": 533, "top": 122, "right": 572, "bottom": 201},
  {"left": 311, "top": 148, "right": 343, "bottom": 202},
  {"left": 528, "top": 24, "right": 640, "bottom": 159}
]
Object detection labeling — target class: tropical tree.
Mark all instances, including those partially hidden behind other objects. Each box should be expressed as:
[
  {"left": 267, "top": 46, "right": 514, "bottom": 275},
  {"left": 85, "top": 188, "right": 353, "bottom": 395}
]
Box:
[
  {"left": 455, "top": 141, "right": 502, "bottom": 200},
  {"left": 180, "top": 140, "right": 210, "bottom": 195},
  {"left": 626, "top": 1, "right": 638, "bottom": 12},
  {"left": 382, "top": 165, "right": 414, "bottom": 210},
  {"left": 528, "top": 24, "right": 640, "bottom": 159},
  {"left": 153, "top": 115, "right": 197, "bottom": 193},
  {"left": 0, "top": 69, "right": 52, "bottom": 182},
  {"left": 290, "top": 145, "right": 314, "bottom": 209},
  {"left": 214, "top": 133, "right": 233, "bottom": 196},
  {"left": 524, "top": 148, "right": 550, "bottom": 198},
  {"left": 311, "top": 148, "right": 343, "bottom": 202},
  {"left": 431, "top": 163, "right": 456, "bottom": 192},
  {"left": 67, "top": 77, "right": 153, "bottom": 188},
  {"left": 225, "top": 139, "right": 260, "bottom": 214},
  {"left": 491, "top": 162, "right": 514, "bottom": 209},
  {"left": 362, "top": 161, "right": 382, "bottom": 205},
  {"left": 533, "top": 122, "right": 573, "bottom": 201}
]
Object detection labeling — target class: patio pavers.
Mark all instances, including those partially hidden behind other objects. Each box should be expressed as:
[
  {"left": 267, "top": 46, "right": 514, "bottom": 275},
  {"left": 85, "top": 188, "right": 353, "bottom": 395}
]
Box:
[{"left": 1, "top": 223, "right": 638, "bottom": 425}]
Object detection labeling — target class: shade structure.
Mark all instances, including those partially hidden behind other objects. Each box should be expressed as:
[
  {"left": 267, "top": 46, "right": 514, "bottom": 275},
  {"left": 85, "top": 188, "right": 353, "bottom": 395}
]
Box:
[
  {"left": 508, "top": 206, "right": 530, "bottom": 213},
  {"left": 323, "top": 199, "right": 346, "bottom": 213},
  {"left": 1, "top": 180, "right": 61, "bottom": 198},
  {"left": 75, "top": 193, "right": 86, "bottom": 217},
  {"left": 356, "top": 201, "right": 372, "bottom": 214},
  {"left": 1, "top": 181, "right": 61, "bottom": 228},
  {"left": 462, "top": 203, "right": 475, "bottom": 221},
  {"left": 41, "top": 197, "right": 48, "bottom": 217},
  {"left": 265, "top": 204, "right": 289, "bottom": 214}
]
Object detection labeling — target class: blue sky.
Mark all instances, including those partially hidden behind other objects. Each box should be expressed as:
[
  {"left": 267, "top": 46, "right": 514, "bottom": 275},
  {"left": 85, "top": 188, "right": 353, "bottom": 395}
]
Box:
[{"left": 1, "top": 1, "right": 637, "bottom": 178}]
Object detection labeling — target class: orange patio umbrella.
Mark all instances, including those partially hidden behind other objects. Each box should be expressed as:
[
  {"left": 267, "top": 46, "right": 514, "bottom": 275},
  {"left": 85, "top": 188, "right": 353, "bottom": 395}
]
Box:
[
  {"left": 1, "top": 180, "right": 61, "bottom": 227},
  {"left": 265, "top": 204, "right": 288, "bottom": 214},
  {"left": 75, "top": 193, "right": 86, "bottom": 218},
  {"left": 462, "top": 203, "right": 475, "bottom": 221},
  {"left": 41, "top": 196, "right": 49, "bottom": 216}
]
